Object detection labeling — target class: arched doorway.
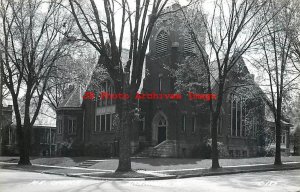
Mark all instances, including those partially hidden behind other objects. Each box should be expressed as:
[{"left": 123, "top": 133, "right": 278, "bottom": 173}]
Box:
[{"left": 152, "top": 112, "right": 168, "bottom": 145}]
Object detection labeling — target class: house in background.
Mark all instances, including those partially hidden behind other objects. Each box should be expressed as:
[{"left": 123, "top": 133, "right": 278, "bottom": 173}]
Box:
[
  {"left": 55, "top": 3, "right": 270, "bottom": 158},
  {"left": 56, "top": 85, "right": 85, "bottom": 156},
  {"left": 264, "top": 102, "right": 292, "bottom": 156},
  {"left": 1, "top": 105, "right": 13, "bottom": 155},
  {"left": 292, "top": 126, "right": 300, "bottom": 155},
  {"left": 1, "top": 104, "right": 56, "bottom": 156}
]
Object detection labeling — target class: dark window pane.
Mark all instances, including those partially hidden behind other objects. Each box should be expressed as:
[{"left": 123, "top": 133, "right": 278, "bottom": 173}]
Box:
[
  {"left": 218, "top": 117, "right": 222, "bottom": 135},
  {"left": 68, "top": 120, "right": 72, "bottom": 133},
  {"left": 96, "top": 115, "right": 100, "bottom": 132},
  {"left": 237, "top": 109, "right": 241, "bottom": 136},
  {"left": 159, "top": 77, "right": 162, "bottom": 92},
  {"left": 181, "top": 115, "right": 186, "bottom": 132},
  {"left": 242, "top": 102, "right": 246, "bottom": 136},
  {"left": 73, "top": 120, "right": 77, "bottom": 134},
  {"left": 106, "top": 114, "right": 111, "bottom": 131},
  {"left": 101, "top": 115, "right": 105, "bottom": 131},
  {"left": 232, "top": 101, "right": 236, "bottom": 136}
]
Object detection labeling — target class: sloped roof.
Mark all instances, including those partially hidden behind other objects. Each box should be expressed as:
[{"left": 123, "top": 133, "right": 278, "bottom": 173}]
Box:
[
  {"left": 210, "top": 57, "right": 250, "bottom": 87},
  {"left": 33, "top": 105, "right": 56, "bottom": 127},
  {"left": 58, "top": 48, "right": 130, "bottom": 109},
  {"left": 86, "top": 48, "right": 130, "bottom": 91},
  {"left": 58, "top": 86, "right": 84, "bottom": 109}
]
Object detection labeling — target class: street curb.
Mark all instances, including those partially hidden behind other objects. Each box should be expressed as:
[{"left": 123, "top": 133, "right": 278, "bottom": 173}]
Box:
[
  {"left": 42, "top": 171, "right": 67, "bottom": 176},
  {"left": 176, "top": 166, "right": 300, "bottom": 179},
  {"left": 144, "top": 175, "right": 177, "bottom": 180}
]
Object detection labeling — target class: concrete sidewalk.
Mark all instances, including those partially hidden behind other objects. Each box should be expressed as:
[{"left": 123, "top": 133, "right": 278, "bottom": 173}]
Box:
[
  {"left": 3, "top": 156, "right": 300, "bottom": 170},
  {"left": 1, "top": 160, "right": 300, "bottom": 181}
]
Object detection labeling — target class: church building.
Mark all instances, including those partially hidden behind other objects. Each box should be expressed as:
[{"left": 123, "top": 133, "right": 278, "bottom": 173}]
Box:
[{"left": 56, "top": 4, "right": 267, "bottom": 158}]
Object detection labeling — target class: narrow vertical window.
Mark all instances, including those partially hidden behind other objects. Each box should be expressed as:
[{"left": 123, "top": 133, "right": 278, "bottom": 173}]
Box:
[
  {"left": 242, "top": 99, "right": 246, "bottom": 137},
  {"left": 68, "top": 119, "right": 72, "bottom": 134},
  {"left": 101, "top": 114, "right": 106, "bottom": 131},
  {"left": 158, "top": 77, "right": 162, "bottom": 92},
  {"left": 96, "top": 115, "right": 100, "bottom": 132},
  {"left": 106, "top": 114, "right": 111, "bottom": 131},
  {"left": 237, "top": 99, "right": 241, "bottom": 137},
  {"left": 47, "top": 130, "right": 50, "bottom": 144},
  {"left": 72, "top": 120, "right": 77, "bottom": 134},
  {"left": 192, "top": 116, "right": 196, "bottom": 133},
  {"left": 181, "top": 115, "right": 186, "bottom": 132},
  {"left": 232, "top": 96, "right": 236, "bottom": 136},
  {"left": 68, "top": 119, "right": 76, "bottom": 134}
]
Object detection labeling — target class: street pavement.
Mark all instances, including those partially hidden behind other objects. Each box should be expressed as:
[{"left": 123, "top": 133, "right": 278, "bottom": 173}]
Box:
[{"left": 1, "top": 168, "right": 300, "bottom": 192}]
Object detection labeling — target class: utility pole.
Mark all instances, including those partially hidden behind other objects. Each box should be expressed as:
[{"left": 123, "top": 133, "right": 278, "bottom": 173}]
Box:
[{"left": 0, "top": 51, "right": 3, "bottom": 156}]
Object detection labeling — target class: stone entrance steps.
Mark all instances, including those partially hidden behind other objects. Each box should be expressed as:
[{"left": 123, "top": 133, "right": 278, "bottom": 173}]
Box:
[
  {"left": 135, "top": 147, "right": 159, "bottom": 157},
  {"left": 135, "top": 140, "right": 176, "bottom": 157}
]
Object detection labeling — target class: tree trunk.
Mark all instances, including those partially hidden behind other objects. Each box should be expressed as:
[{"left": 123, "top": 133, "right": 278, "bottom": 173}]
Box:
[
  {"left": 116, "top": 100, "right": 133, "bottom": 172},
  {"left": 274, "top": 118, "right": 282, "bottom": 165},
  {"left": 18, "top": 122, "right": 31, "bottom": 165},
  {"left": 115, "top": 74, "right": 134, "bottom": 172},
  {"left": 211, "top": 113, "right": 220, "bottom": 169}
]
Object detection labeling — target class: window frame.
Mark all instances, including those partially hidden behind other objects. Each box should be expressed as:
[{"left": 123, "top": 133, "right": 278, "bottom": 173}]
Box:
[
  {"left": 95, "top": 115, "right": 101, "bottom": 132},
  {"left": 95, "top": 113, "right": 113, "bottom": 132},
  {"left": 231, "top": 94, "right": 245, "bottom": 137},
  {"left": 68, "top": 118, "right": 77, "bottom": 135}
]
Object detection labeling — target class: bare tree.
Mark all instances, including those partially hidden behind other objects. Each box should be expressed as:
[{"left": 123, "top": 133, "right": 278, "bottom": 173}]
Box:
[
  {"left": 289, "top": 0, "right": 300, "bottom": 75},
  {"left": 253, "top": 0, "right": 300, "bottom": 165},
  {"left": 45, "top": 44, "right": 97, "bottom": 110},
  {"left": 0, "top": 0, "right": 73, "bottom": 165},
  {"left": 68, "top": 0, "right": 184, "bottom": 172},
  {"left": 179, "top": 0, "right": 273, "bottom": 168}
]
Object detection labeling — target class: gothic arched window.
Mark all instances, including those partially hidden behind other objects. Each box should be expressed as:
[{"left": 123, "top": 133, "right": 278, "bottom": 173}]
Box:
[
  {"left": 230, "top": 94, "right": 246, "bottom": 137},
  {"left": 156, "top": 30, "right": 168, "bottom": 55}
]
